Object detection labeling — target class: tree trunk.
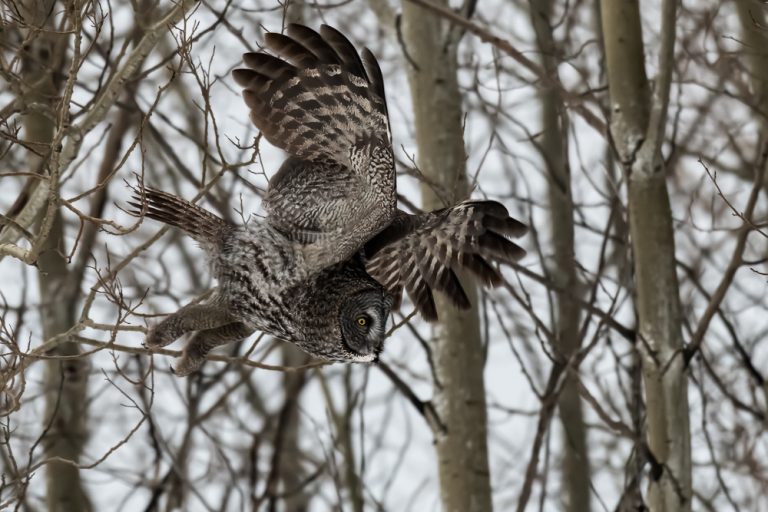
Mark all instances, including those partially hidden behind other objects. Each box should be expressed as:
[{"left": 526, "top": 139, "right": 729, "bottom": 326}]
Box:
[
  {"left": 274, "top": 346, "right": 311, "bottom": 512},
  {"left": 600, "top": 1, "right": 692, "bottom": 510},
  {"left": 736, "top": 1, "right": 768, "bottom": 135},
  {"left": 401, "top": 5, "right": 493, "bottom": 512},
  {"left": 19, "top": 1, "right": 92, "bottom": 511},
  {"left": 529, "top": 1, "right": 592, "bottom": 510}
]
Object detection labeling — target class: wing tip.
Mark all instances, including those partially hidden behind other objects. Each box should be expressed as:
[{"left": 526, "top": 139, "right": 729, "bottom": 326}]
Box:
[
  {"left": 232, "top": 68, "right": 254, "bottom": 86},
  {"left": 420, "top": 303, "right": 439, "bottom": 322}
]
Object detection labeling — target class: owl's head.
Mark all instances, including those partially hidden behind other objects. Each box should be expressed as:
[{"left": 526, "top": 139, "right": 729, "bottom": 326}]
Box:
[
  {"left": 286, "top": 260, "right": 393, "bottom": 363},
  {"left": 337, "top": 290, "right": 393, "bottom": 362}
]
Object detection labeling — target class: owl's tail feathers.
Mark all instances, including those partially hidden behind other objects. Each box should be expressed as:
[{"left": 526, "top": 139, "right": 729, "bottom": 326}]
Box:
[{"left": 127, "top": 186, "right": 231, "bottom": 250}]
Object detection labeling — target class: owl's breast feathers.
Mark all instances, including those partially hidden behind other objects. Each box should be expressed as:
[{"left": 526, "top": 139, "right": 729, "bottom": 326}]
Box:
[{"left": 216, "top": 224, "right": 306, "bottom": 335}]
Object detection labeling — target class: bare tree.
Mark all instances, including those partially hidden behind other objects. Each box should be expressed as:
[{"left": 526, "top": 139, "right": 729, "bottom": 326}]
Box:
[
  {"left": 400, "top": 2, "right": 493, "bottom": 511},
  {"left": 16, "top": 1, "right": 89, "bottom": 510},
  {"left": 601, "top": 1, "right": 692, "bottom": 510},
  {"left": 529, "top": 0, "right": 591, "bottom": 510}
]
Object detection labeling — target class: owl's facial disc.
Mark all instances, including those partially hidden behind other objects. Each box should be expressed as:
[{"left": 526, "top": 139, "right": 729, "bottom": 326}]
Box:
[{"left": 339, "top": 290, "right": 392, "bottom": 362}]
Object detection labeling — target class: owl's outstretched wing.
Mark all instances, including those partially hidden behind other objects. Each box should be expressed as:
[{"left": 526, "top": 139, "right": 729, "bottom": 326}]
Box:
[
  {"left": 363, "top": 201, "right": 527, "bottom": 321},
  {"left": 233, "top": 24, "right": 396, "bottom": 271},
  {"left": 233, "top": 24, "right": 390, "bottom": 167}
]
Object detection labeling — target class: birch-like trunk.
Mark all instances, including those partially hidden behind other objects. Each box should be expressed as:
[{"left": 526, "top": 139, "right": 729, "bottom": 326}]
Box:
[
  {"left": 736, "top": 1, "right": 768, "bottom": 135},
  {"left": 529, "top": 1, "right": 592, "bottom": 510},
  {"left": 401, "top": 5, "right": 493, "bottom": 512},
  {"left": 600, "top": 1, "right": 692, "bottom": 510},
  {"left": 19, "top": 1, "right": 92, "bottom": 510}
]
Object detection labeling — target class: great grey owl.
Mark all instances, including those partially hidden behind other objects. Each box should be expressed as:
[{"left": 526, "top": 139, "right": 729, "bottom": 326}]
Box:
[{"left": 129, "top": 24, "right": 527, "bottom": 376}]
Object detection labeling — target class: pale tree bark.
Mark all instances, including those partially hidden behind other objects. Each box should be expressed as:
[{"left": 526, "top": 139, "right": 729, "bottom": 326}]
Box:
[
  {"left": 601, "top": 1, "right": 692, "bottom": 511},
  {"left": 18, "top": 1, "right": 92, "bottom": 511},
  {"left": 401, "top": 5, "right": 493, "bottom": 512},
  {"left": 592, "top": 7, "right": 644, "bottom": 508},
  {"left": 529, "top": 1, "right": 591, "bottom": 510},
  {"left": 274, "top": 353, "right": 311, "bottom": 512},
  {"left": 736, "top": 1, "right": 768, "bottom": 135}
]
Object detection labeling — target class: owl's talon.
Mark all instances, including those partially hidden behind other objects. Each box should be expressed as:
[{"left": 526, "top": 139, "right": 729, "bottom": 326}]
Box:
[
  {"left": 144, "top": 324, "right": 179, "bottom": 349},
  {"left": 144, "top": 326, "right": 161, "bottom": 349},
  {"left": 171, "top": 355, "right": 202, "bottom": 377}
]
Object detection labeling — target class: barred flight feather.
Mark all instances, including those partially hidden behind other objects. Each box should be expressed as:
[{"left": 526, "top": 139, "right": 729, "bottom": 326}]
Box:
[
  {"left": 364, "top": 200, "right": 527, "bottom": 320},
  {"left": 232, "top": 24, "right": 389, "bottom": 168}
]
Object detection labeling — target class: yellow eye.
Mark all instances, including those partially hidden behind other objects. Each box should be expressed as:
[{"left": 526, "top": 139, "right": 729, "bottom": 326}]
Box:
[{"left": 357, "top": 317, "right": 367, "bottom": 326}]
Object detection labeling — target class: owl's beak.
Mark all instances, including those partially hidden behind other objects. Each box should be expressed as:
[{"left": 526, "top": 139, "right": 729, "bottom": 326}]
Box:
[
  {"left": 343, "top": 323, "right": 385, "bottom": 363},
  {"left": 340, "top": 324, "right": 382, "bottom": 362},
  {"left": 351, "top": 333, "right": 384, "bottom": 362}
]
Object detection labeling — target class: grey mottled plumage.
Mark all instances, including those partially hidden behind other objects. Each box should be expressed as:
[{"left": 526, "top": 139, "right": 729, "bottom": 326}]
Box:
[
  {"left": 233, "top": 24, "right": 397, "bottom": 272},
  {"left": 129, "top": 24, "right": 526, "bottom": 375}
]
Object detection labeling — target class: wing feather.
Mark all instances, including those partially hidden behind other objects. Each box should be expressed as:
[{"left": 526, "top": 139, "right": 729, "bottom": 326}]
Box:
[
  {"left": 318, "top": 25, "right": 368, "bottom": 79},
  {"left": 364, "top": 201, "right": 527, "bottom": 320},
  {"left": 232, "top": 24, "right": 390, "bottom": 168},
  {"left": 264, "top": 32, "right": 320, "bottom": 67},
  {"left": 285, "top": 24, "right": 342, "bottom": 64}
]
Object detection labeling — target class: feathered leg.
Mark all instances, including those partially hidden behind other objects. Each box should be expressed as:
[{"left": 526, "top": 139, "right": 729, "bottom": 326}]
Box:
[
  {"left": 145, "top": 302, "right": 234, "bottom": 348},
  {"left": 172, "top": 322, "right": 254, "bottom": 376}
]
